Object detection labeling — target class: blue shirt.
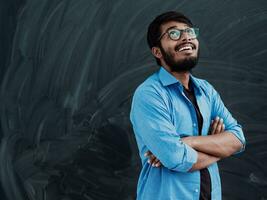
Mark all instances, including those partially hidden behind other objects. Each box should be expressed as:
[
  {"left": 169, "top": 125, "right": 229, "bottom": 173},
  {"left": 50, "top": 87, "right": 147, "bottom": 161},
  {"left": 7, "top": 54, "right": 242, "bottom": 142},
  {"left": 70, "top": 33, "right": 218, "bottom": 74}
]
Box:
[{"left": 130, "top": 67, "right": 246, "bottom": 200}]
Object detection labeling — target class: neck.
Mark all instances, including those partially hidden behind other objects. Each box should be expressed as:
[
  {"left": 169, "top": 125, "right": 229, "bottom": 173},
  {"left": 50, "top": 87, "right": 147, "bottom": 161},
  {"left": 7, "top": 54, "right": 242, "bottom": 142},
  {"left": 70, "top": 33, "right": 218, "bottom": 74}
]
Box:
[{"left": 164, "top": 66, "right": 191, "bottom": 89}]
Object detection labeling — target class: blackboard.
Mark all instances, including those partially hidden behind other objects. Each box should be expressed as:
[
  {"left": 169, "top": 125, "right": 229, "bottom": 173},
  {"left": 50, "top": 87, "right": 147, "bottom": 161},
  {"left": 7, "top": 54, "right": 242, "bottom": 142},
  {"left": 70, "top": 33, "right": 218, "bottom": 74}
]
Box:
[{"left": 0, "top": 0, "right": 267, "bottom": 199}]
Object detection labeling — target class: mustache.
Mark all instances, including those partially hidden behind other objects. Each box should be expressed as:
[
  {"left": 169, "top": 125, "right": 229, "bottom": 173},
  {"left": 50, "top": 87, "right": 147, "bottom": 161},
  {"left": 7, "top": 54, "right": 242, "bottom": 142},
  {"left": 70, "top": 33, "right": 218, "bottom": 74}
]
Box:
[{"left": 175, "top": 42, "right": 196, "bottom": 51}]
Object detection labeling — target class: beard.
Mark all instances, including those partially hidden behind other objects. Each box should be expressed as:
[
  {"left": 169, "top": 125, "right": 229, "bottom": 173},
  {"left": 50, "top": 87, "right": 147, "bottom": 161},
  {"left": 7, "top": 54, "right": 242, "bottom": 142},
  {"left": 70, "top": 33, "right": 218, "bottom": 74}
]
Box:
[{"left": 159, "top": 45, "right": 199, "bottom": 73}]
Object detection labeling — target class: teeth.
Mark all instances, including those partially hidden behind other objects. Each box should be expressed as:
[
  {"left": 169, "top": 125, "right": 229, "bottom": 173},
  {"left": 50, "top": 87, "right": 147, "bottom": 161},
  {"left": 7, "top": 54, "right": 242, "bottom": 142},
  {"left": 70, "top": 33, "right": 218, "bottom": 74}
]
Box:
[{"left": 178, "top": 45, "right": 193, "bottom": 52}]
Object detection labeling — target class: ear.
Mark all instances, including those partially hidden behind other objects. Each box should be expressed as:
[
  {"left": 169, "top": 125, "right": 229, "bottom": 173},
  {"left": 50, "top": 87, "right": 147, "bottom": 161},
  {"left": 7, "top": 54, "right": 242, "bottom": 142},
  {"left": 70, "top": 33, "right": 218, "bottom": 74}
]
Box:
[{"left": 151, "top": 47, "right": 162, "bottom": 59}]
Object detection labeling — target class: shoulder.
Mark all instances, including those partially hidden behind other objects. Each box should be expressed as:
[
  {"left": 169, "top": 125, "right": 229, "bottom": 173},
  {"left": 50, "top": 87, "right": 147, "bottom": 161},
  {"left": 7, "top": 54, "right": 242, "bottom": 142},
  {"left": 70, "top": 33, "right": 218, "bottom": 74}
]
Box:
[
  {"left": 133, "top": 71, "right": 165, "bottom": 98},
  {"left": 131, "top": 71, "right": 171, "bottom": 111}
]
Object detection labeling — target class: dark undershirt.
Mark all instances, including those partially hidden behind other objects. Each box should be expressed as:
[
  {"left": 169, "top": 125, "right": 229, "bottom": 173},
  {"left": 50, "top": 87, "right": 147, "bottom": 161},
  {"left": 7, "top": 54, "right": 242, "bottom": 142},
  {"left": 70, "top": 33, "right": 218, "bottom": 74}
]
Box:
[{"left": 183, "top": 82, "right": 211, "bottom": 200}]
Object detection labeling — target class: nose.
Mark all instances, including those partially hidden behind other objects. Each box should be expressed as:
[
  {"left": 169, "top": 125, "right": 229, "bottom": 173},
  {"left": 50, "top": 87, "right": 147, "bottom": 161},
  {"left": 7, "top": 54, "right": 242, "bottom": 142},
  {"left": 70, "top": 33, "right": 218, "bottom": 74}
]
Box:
[{"left": 180, "top": 31, "right": 192, "bottom": 42}]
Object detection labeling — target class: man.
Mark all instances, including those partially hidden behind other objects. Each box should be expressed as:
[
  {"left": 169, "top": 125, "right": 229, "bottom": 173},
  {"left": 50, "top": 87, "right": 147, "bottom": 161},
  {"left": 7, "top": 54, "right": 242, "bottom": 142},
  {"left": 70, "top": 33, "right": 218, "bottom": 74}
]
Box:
[{"left": 130, "top": 11, "right": 246, "bottom": 200}]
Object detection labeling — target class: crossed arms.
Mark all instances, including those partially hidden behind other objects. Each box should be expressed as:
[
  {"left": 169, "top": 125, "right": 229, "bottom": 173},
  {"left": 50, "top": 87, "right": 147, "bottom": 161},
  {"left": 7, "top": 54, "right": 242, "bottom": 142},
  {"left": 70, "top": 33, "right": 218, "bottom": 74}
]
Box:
[
  {"left": 146, "top": 117, "right": 243, "bottom": 171},
  {"left": 130, "top": 86, "right": 246, "bottom": 173}
]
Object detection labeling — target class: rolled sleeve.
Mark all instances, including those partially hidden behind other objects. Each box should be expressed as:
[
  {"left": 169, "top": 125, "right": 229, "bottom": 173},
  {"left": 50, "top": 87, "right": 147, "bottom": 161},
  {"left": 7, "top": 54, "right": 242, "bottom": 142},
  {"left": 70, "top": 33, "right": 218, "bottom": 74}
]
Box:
[
  {"left": 210, "top": 85, "right": 246, "bottom": 154},
  {"left": 227, "top": 124, "right": 246, "bottom": 154},
  {"left": 130, "top": 88, "right": 198, "bottom": 172},
  {"left": 170, "top": 143, "right": 198, "bottom": 172}
]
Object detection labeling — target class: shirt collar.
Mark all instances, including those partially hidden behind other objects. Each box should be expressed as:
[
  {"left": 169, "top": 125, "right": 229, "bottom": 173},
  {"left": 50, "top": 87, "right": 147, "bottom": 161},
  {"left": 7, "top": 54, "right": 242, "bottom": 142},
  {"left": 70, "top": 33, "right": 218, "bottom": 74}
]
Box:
[
  {"left": 158, "top": 66, "right": 202, "bottom": 95},
  {"left": 158, "top": 67, "right": 179, "bottom": 86}
]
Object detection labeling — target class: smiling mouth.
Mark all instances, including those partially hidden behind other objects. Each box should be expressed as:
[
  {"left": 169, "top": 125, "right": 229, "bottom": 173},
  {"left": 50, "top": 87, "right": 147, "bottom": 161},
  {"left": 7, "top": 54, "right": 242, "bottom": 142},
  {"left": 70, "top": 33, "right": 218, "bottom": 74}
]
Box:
[{"left": 175, "top": 43, "right": 195, "bottom": 52}]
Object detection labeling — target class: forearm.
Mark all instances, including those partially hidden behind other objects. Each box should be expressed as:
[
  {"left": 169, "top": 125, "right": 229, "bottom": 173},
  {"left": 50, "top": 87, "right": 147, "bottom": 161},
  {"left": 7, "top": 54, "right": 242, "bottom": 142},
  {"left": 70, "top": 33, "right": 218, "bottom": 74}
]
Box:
[
  {"left": 189, "top": 151, "right": 220, "bottom": 172},
  {"left": 182, "top": 131, "right": 243, "bottom": 158}
]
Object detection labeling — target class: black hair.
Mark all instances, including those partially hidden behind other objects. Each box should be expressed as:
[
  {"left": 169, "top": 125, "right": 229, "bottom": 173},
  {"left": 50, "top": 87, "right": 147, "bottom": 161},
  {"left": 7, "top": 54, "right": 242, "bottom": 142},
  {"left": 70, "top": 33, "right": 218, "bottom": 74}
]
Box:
[{"left": 147, "top": 11, "right": 194, "bottom": 66}]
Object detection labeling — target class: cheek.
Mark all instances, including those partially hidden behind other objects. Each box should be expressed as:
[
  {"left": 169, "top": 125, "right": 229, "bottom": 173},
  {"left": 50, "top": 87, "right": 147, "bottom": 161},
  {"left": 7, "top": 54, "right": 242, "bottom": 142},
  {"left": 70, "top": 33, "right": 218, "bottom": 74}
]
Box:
[
  {"left": 161, "top": 41, "right": 177, "bottom": 50},
  {"left": 195, "top": 40, "right": 199, "bottom": 50},
  {"left": 160, "top": 46, "right": 175, "bottom": 57}
]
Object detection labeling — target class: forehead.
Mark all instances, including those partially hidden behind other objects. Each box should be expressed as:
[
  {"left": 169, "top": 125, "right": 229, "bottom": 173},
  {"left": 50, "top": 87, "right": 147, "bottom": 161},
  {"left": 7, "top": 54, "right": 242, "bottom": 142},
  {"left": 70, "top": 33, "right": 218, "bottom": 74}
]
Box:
[{"left": 160, "top": 21, "right": 190, "bottom": 33}]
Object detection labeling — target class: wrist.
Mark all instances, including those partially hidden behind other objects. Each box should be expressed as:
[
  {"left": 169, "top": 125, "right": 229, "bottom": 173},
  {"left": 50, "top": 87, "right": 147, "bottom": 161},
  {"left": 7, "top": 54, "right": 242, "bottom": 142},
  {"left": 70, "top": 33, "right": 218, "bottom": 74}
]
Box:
[{"left": 181, "top": 136, "right": 195, "bottom": 148}]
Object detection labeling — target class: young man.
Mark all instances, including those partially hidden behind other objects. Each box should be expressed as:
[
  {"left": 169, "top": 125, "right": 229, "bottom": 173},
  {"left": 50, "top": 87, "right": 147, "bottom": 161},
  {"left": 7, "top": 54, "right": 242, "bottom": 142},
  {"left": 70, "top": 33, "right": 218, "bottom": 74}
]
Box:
[{"left": 130, "top": 11, "right": 246, "bottom": 200}]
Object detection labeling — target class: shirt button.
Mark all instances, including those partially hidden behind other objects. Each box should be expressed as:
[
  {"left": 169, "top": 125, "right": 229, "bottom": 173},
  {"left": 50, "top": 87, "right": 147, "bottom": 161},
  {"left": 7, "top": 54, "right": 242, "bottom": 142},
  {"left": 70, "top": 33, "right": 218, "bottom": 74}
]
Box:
[
  {"left": 195, "top": 189, "right": 199, "bottom": 193},
  {"left": 193, "top": 123, "right": 197, "bottom": 127}
]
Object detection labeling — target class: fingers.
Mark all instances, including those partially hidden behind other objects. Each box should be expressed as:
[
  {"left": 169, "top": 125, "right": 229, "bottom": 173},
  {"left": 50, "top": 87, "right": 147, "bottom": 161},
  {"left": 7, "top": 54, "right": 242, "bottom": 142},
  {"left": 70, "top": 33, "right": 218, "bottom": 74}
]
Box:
[
  {"left": 147, "top": 154, "right": 156, "bottom": 165},
  {"left": 210, "top": 116, "right": 219, "bottom": 135},
  {"left": 215, "top": 118, "right": 223, "bottom": 133},
  {"left": 144, "top": 150, "right": 152, "bottom": 157},
  {"left": 149, "top": 157, "right": 160, "bottom": 167},
  {"left": 210, "top": 116, "right": 225, "bottom": 135},
  {"left": 144, "top": 151, "right": 162, "bottom": 168},
  {"left": 221, "top": 123, "right": 225, "bottom": 132},
  {"left": 153, "top": 158, "right": 162, "bottom": 167}
]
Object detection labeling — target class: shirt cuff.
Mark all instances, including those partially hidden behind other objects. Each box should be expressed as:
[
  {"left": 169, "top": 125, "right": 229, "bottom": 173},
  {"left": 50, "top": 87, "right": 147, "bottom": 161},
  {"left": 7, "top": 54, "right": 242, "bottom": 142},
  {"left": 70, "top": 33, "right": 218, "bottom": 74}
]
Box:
[
  {"left": 228, "top": 129, "right": 246, "bottom": 154},
  {"left": 170, "top": 143, "right": 198, "bottom": 172}
]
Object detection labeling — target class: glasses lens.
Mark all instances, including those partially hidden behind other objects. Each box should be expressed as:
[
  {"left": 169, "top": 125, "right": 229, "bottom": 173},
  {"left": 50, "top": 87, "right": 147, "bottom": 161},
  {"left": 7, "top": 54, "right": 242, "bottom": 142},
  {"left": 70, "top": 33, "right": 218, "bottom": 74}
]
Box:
[
  {"left": 168, "top": 29, "right": 181, "bottom": 40},
  {"left": 167, "top": 28, "right": 199, "bottom": 40},
  {"left": 186, "top": 28, "right": 199, "bottom": 38}
]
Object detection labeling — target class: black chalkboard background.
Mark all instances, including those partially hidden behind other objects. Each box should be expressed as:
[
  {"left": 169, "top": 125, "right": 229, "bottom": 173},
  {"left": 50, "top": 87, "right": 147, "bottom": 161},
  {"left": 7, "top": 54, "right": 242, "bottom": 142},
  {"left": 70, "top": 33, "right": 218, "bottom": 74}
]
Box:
[{"left": 0, "top": 0, "right": 266, "bottom": 200}]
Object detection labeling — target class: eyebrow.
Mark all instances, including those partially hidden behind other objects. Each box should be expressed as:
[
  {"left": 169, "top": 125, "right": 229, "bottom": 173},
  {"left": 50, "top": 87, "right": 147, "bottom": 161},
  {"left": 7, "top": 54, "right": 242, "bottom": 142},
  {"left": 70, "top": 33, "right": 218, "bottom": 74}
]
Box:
[
  {"left": 164, "top": 26, "right": 191, "bottom": 32},
  {"left": 164, "top": 26, "right": 178, "bottom": 32}
]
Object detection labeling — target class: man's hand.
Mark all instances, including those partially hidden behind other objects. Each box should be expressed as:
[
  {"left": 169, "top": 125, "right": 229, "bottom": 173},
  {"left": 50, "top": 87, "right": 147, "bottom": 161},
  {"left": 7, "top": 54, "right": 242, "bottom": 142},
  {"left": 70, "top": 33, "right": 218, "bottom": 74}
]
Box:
[
  {"left": 182, "top": 116, "right": 225, "bottom": 146},
  {"left": 182, "top": 116, "right": 242, "bottom": 158},
  {"left": 209, "top": 116, "right": 225, "bottom": 135},
  {"left": 144, "top": 151, "right": 162, "bottom": 168}
]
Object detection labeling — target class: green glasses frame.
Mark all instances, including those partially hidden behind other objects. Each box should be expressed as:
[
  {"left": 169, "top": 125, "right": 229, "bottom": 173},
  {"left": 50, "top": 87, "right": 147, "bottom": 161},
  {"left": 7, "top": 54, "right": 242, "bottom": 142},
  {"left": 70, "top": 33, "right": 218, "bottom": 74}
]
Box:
[{"left": 158, "top": 27, "right": 199, "bottom": 41}]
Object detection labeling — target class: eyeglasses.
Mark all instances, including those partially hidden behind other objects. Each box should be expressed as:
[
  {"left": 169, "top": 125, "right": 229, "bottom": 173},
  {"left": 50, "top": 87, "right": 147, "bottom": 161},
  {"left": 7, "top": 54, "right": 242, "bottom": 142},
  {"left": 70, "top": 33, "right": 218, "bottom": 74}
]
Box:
[{"left": 158, "top": 27, "right": 199, "bottom": 41}]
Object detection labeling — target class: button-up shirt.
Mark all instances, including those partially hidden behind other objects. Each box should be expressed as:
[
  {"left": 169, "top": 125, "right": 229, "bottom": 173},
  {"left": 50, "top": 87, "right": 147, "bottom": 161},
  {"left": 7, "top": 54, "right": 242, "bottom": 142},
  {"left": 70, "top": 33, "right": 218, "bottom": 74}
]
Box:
[{"left": 130, "top": 67, "right": 246, "bottom": 200}]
